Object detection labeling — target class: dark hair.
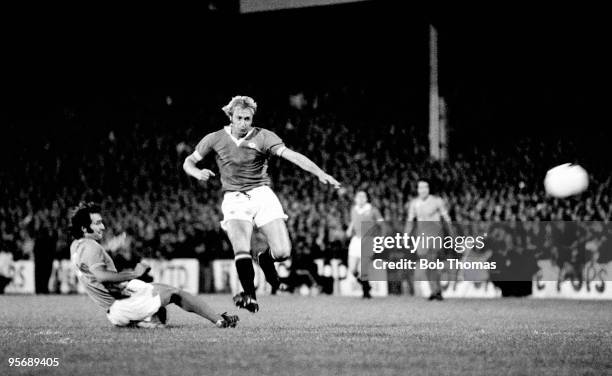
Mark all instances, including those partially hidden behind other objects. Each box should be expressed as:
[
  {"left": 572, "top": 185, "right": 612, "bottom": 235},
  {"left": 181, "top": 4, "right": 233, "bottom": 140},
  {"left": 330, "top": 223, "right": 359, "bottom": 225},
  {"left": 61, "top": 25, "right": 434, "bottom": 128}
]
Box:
[
  {"left": 417, "top": 179, "right": 431, "bottom": 188},
  {"left": 69, "top": 202, "right": 102, "bottom": 239}
]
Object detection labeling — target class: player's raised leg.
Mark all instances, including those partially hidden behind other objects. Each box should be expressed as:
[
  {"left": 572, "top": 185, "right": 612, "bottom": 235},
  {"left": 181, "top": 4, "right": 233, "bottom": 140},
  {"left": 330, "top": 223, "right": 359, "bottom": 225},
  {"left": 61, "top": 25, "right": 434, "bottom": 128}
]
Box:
[
  {"left": 225, "top": 219, "right": 259, "bottom": 312},
  {"left": 152, "top": 283, "right": 239, "bottom": 328},
  {"left": 257, "top": 245, "right": 282, "bottom": 293},
  {"left": 258, "top": 218, "right": 291, "bottom": 293}
]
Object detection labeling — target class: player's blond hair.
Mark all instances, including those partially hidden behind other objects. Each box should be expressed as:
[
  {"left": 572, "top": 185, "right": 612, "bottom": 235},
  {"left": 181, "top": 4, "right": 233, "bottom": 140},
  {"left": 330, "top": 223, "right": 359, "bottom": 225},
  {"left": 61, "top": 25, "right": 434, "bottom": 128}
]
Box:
[{"left": 222, "top": 96, "right": 257, "bottom": 119}]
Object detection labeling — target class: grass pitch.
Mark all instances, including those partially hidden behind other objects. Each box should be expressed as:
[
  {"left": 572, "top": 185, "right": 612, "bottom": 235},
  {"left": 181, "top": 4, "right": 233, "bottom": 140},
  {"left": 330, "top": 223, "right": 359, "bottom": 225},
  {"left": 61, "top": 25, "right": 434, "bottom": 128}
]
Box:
[{"left": 1, "top": 294, "right": 611, "bottom": 376}]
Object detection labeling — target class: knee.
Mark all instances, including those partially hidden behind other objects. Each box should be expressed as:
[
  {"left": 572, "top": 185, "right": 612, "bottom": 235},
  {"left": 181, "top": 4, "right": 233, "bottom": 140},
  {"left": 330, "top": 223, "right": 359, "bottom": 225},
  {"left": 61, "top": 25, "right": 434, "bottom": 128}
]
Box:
[
  {"left": 270, "top": 244, "right": 291, "bottom": 261},
  {"left": 155, "top": 285, "right": 181, "bottom": 306},
  {"left": 168, "top": 288, "right": 183, "bottom": 305},
  {"left": 231, "top": 240, "right": 251, "bottom": 256}
]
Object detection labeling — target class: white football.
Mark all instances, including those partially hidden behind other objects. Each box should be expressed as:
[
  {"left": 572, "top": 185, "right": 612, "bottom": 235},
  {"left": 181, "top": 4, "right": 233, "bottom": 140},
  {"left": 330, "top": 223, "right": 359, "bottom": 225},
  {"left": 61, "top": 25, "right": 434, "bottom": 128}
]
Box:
[{"left": 544, "top": 163, "right": 589, "bottom": 198}]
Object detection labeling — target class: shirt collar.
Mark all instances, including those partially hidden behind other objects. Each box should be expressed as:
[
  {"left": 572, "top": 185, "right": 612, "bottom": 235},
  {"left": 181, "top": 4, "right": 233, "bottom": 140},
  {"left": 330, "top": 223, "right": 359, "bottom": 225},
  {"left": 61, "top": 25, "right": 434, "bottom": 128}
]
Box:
[
  {"left": 225, "top": 126, "right": 254, "bottom": 146},
  {"left": 355, "top": 203, "right": 372, "bottom": 214}
]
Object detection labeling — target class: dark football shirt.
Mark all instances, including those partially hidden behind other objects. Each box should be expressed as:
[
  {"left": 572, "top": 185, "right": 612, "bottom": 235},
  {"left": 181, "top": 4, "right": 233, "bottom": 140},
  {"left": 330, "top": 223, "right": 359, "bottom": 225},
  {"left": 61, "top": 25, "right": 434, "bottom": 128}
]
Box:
[
  {"left": 194, "top": 126, "right": 286, "bottom": 192},
  {"left": 350, "top": 204, "right": 384, "bottom": 238}
]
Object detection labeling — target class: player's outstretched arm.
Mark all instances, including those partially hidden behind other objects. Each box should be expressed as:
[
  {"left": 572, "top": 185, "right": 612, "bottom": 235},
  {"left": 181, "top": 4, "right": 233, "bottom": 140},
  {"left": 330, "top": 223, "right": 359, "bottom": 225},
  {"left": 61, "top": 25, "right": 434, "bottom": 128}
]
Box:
[
  {"left": 346, "top": 221, "right": 354, "bottom": 238},
  {"left": 90, "top": 263, "right": 149, "bottom": 283},
  {"left": 183, "top": 153, "right": 216, "bottom": 182},
  {"left": 280, "top": 148, "right": 341, "bottom": 189}
]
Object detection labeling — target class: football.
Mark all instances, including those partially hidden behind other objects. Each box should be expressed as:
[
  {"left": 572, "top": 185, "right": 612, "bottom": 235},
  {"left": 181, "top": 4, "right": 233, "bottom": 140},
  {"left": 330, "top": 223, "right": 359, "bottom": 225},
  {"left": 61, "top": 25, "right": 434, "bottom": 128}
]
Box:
[{"left": 544, "top": 163, "right": 589, "bottom": 198}]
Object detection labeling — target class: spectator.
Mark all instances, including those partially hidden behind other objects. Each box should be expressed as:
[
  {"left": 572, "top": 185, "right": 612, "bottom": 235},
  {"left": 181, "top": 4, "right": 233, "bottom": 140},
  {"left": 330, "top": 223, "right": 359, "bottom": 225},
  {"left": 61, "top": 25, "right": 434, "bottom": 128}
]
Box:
[{"left": 0, "top": 85, "right": 610, "bottom": 287}]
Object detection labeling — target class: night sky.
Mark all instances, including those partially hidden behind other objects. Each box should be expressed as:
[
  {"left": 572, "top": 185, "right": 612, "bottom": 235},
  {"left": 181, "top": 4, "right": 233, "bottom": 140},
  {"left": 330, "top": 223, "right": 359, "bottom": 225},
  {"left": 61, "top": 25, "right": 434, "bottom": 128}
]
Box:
[{"left": 3, "top": 2, "right": 607, "bottom": 144}]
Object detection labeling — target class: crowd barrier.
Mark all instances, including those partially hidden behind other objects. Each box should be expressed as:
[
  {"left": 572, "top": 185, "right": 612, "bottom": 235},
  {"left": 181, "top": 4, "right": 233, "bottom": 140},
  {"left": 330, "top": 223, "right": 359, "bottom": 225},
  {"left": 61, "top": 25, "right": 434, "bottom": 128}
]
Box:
[
  {"left": 211, "top": 259, "right": 270, "bottom": 295},
  {"left": 532, "top": 260, "right": 612, "bottom": 300},
  {"left": 45, "top": 258, "right": 200, "bottom": 294},
  {"left": 2, "top": 257, "right": 612, "bottom": 299},
  {"left": 4, "top": 260, "right": 35, "bottom": 294}
]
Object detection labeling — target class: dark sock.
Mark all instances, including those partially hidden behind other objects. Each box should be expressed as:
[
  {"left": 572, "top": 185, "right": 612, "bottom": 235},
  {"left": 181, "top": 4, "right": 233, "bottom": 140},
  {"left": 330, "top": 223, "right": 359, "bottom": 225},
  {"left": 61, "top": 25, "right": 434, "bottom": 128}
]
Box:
[
  {"left": 353, "top": 271, "right": 371, "bottom": 296},
  {"left": 427, "top": 269, "right": 441, "bottom": 295},
  {"left": 155, "top": 306, "right": 167, "bottom": 324},
  {"left": 361, "top": 279, "right": 371, "bottom": 295},
  {"left": 258, "top": 248, "right": 280, "bottom": 290},
  {"left": 235, "top": 256, "right": 256, "bottom": 299}
]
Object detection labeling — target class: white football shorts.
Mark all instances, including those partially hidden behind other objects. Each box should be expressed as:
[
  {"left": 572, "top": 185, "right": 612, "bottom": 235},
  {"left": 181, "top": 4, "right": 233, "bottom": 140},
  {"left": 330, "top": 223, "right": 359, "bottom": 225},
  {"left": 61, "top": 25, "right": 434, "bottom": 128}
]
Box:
[
  {"left": 220, "top": 185, "right": 288, "bottom": 230},
  {"left": 106, "top": 279, "right": 162, "bottom": 327}
]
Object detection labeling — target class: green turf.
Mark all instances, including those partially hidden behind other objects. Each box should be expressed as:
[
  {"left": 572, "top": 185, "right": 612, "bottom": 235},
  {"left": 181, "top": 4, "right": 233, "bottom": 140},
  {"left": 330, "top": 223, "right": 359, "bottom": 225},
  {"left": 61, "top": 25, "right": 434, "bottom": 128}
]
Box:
[{"left": 1, "top": 294, "right": 611, "bottom": 375}]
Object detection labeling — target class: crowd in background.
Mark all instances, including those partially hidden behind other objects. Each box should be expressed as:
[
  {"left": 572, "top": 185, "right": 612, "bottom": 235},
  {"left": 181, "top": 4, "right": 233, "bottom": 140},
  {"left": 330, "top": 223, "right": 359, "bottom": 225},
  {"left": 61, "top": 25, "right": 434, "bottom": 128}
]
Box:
[{"left": 1, "top": 87, "right": 611, "bottom": 293}]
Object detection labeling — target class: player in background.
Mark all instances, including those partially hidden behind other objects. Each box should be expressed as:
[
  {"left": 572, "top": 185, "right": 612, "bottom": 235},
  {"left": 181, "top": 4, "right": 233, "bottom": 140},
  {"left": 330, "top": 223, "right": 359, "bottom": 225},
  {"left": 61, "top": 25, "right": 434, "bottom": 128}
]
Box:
[
  {"left": 404, "top": 180, "right": 452, "bottom": 301},
  {"left": 183, "top": 96, "right": 340, "bottom": 313},
  {"left": 69, "top": 202, "right": 238, "bottom": 328},
  {"left": 345, "top": 190, "right": 384, "bottom": 298}
]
